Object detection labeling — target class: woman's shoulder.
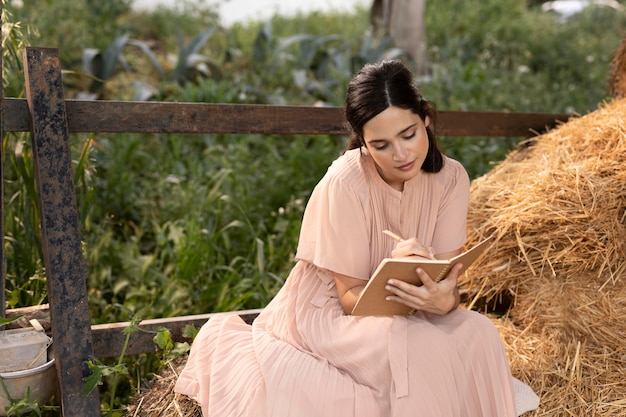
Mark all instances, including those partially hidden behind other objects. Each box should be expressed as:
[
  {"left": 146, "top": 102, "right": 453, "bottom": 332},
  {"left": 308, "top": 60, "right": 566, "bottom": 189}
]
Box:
[
  {"left": 441, "top": 156, "right": 467, "bottom": 175},
  {"left": 430, "top": 156, "right": 470, "bottom": 189},
  {"left": 308, "top": 149, "right": 371, "bottom": 205},
  {"left": 323, "top": 149, "right": 369, "bottom": 185}
]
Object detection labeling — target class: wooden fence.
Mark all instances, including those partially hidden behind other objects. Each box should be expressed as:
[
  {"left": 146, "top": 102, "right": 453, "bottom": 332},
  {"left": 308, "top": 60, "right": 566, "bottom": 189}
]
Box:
[{"left": 0, "top": 47, "right": 572, "bottom": 416}]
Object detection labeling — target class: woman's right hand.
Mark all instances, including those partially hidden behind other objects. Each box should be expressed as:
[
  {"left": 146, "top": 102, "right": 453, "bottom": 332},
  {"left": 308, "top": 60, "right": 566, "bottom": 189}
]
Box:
[
  {"left": 385, "top": 262, "right": 461, "bottom": 315},
  {"left": 391, "top": 237, "right": 435, "bottom": 260}
]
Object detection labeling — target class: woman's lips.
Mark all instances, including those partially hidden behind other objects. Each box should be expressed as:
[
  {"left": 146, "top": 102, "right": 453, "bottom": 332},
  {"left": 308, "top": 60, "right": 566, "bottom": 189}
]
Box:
[{"left": 397, "top": 160, "right": 415, "bottom": 171}]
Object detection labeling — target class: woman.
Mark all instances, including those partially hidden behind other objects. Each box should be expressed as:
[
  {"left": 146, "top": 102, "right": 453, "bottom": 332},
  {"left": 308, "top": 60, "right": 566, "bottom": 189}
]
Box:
[{"left": 175, "top": 60, "right": 530, "bottom": 416}]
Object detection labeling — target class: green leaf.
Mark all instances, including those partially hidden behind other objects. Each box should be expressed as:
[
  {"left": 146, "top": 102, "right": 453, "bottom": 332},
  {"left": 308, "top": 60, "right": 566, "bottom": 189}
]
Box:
[
  {"left": 82, "top": 360, "right": 105, "bottom": 396},
  {"left": 126, "top": 39, "right": 166, "bottom": 80},
  {"left": 123, "top": 314, "right": 144, "bottom": 335},
  {"left": 153, "top": 327, "right": 173, "bottom": 351},
  {"left": 171, "top": 341, "right": 191, "bottom": 357},
  {"left": 0, "top": 315, "right": 22, "bottom": 329},
  {"left": 2, "top": 386, "right": 42, "bottom": 417},
  {"left": 182, "top": 324, "right": 199, "bottom": 340}
]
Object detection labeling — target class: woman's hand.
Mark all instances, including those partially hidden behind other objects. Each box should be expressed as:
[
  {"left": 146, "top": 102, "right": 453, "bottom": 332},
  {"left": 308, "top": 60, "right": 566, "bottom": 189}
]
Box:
[
  {"left": 384, "top": 262, "right": 462, "bottom": 315},
  {"left": 391, "top": 237, "right": 435, "bottom": 259}
]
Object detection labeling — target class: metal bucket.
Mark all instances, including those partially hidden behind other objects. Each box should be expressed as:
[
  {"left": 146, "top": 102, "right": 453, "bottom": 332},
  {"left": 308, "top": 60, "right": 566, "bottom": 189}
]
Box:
[
  {"left": 0, "top": 325, "right": 57, "bottom": 415},
  {"left": 0, "top": 357, "right": 57, "bottom": 415}
]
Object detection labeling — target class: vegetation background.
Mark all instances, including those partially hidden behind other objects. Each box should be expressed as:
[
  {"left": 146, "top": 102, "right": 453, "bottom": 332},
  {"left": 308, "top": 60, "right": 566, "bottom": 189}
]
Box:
[{"left": 2, "top": 0, "right": 626, "bottom": 414}]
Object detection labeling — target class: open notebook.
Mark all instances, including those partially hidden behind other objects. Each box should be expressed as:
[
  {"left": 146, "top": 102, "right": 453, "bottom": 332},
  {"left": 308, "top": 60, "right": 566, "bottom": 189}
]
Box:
[{"left": 351, "top": 237, "right": 494, "bottom": 316}]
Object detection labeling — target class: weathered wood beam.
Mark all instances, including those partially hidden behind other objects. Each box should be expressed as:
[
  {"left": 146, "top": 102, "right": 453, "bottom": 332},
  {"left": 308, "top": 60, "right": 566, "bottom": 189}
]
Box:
[
  {"left": 90, "top": 309, "right": 263, "bottom": 358},
  {"left": 2, "top": 97, "right": 571, "bottom": 137},
  {"left": 7, "top": 304, "right": 262, "bottom": 359},
  {"left": 23, "top": 47, "right": 101, "bottom": 417}
]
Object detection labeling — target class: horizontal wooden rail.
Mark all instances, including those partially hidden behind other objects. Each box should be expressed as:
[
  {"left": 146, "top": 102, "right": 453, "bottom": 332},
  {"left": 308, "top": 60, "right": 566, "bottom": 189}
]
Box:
[
  {"left": 90, "top": 309, "right": 263, "bottom": 358},
  {"left": 3, "top": 97, "right": 571, "bottom": 137},
  {"left": 6, "top": 304, "right": 262, "bottom": 359}
]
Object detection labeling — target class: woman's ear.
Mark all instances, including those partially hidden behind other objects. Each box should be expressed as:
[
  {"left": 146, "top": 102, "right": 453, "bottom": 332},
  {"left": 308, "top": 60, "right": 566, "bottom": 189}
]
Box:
[{"left": 425, "top": 115, "right": 431, "bottom": 128}]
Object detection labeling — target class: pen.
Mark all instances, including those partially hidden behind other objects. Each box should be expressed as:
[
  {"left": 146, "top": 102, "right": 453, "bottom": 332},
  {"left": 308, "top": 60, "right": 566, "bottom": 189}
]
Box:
[{"left": 382, "top": 230, "right": 403, "bottom": 242}]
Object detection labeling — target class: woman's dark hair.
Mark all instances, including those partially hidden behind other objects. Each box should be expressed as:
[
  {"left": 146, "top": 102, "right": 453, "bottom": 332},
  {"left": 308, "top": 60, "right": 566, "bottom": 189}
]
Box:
[{"left": 344, "top": 60, "right": 443, "bottom": 173}]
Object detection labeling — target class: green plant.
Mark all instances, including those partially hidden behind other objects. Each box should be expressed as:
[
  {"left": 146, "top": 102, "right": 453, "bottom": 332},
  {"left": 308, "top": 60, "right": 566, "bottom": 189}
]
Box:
[
  {"left": 3, "top": 133, "right": 44, "bottom": 301},
  {"left": 0, "top": 384, "right": 43, "bottom": 417},
  {"left": 1, "top": 0, "right": 36, "bottom": 97},
  {"left": 132, "top": 27, "right": 222, "bottom": 82},
  {"left": 124, "top": 0, "right": 220, "bottom": 51},
  {"left": 83, "top": 315, "right": 190, "bottom": 415},
  {"left": 152, "top": 326, "right": 191, "bottom": 364},
  {"left": 126, "top": 27, "right": 224, "bottom": 100},
  {"left": 84, "top": 315, "right": 140, "bottom": 415},
  {"left": 7, "top": 0, "right": 132, "bottom": 66},
  {"left": 81, "top": 34, "right": 132, "bottom": 96},
  {"left": 2, "top": 132, "right": 95, "bottom": 309}
]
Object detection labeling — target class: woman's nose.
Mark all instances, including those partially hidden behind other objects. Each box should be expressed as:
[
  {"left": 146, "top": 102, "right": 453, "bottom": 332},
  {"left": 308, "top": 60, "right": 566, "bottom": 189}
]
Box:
[{"left": 392, "top": 143, "right": 407, "bottom": 161}]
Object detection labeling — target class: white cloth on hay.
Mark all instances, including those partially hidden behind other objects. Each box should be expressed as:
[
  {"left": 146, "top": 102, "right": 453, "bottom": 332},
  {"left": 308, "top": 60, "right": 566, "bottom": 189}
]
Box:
[{"left": 513, "top": 377, "right": 540, "bottom": 416}]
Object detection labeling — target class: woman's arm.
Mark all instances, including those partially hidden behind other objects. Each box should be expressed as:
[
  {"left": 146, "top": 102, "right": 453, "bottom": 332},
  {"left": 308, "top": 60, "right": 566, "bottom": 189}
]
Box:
[{"left": 333, "top": 273, "right": 367, "bottom": 314}]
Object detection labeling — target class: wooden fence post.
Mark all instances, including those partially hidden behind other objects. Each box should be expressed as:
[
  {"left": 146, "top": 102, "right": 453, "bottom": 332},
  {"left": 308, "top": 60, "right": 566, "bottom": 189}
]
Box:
[{"left": 22, "top": 47, "right": 101, "bottom": 416}]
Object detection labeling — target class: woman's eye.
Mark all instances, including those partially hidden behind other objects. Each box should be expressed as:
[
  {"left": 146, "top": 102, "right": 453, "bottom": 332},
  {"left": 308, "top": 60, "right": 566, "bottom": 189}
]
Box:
[
  {"left": 403, "top": 131, "right": 416, "bottom": 140},
  {"left": 374, "top": 144, "right": 388, "bottom": 150}
]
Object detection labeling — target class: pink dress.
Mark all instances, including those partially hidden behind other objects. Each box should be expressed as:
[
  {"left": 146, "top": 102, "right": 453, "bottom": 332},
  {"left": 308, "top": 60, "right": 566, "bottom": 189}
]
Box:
[{"left": 175, "top": 149, "right": 517, "bottom": 417}]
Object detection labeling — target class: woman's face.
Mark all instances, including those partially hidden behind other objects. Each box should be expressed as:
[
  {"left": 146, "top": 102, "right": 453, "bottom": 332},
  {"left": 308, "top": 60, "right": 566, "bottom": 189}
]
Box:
[{"left": 362, "top": 106, "right": 430, "bottom": 191}]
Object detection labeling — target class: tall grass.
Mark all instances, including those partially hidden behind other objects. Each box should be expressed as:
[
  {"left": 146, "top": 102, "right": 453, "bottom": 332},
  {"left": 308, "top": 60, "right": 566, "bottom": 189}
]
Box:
[{"left": 82, "top": 131, "right": 343, "bottom": 324}]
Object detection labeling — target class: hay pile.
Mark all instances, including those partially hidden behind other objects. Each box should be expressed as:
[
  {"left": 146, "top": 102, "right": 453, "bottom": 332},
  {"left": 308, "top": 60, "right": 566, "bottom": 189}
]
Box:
[
  {"left": 462, "top": 97, "right": 626, "bottom": 321},
  {"left": 461, "top": 97, "right": 626, "bottom": 415},
  {"left": 124, "top": 357, "right": 201, "bottom": 417}
]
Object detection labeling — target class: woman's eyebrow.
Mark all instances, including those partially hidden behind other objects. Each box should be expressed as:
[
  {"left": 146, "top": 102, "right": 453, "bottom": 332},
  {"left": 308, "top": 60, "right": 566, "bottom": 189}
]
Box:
[
  {"left": 397, "top": 123, "right": 417, "bottom": 136},
  {"left": 367, "top": 123, "right": 418, "bottom": 144}
]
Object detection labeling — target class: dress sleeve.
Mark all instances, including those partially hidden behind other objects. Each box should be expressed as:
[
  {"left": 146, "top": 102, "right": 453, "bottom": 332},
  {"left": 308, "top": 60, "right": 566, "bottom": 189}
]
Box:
[
  {"left": 431, "top": 159, "right": 470, "bottom": 254},
  {"left": 296, "top": 175, "right": 371, "bottom": 280}
]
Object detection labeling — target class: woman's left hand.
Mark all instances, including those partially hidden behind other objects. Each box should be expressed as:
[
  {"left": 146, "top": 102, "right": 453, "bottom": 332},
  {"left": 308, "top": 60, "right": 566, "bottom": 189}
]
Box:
[{"left": 384, "top": 262, "right": 462, "bottom": 315}]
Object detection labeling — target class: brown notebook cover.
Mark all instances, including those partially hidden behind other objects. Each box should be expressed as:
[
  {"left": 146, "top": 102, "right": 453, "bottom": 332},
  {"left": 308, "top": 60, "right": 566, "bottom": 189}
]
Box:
[{"left": 351, "top": 237, "right": 494, "bottom": 316}]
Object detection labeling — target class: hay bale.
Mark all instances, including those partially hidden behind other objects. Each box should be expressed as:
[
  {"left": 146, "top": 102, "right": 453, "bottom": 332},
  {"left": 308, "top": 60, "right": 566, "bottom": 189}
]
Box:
[
  {"left": 462, "top": 98, "right": 626, "bottom": 332},
  {"left": 494, "top": 316, "right": 626, "bottom": 416},
  {"left": 512, "top": 274, "right": 626, "bottom": 347},
  {"left": 461, "top": 97, "right": 626, "bottom": 415}
]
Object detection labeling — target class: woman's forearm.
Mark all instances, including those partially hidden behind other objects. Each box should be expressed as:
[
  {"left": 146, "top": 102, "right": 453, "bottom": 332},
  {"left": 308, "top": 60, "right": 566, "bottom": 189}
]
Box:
[{"left": 334, "top": 272, "right": 367, "bottom": 314}]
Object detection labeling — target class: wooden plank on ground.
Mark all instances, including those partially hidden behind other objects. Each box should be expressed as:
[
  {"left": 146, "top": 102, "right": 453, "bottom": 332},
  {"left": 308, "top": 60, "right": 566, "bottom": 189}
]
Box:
[
  {"left": 6, "top": 304, "right": 262, "bottom": 359},
  {"left": 23, "top": 47, "right": 101, "bottom": 417},
  {"left": 90, "top": 309, "right": 263, "bottom": 358},
  {"left": 2, "top": 97, "right": 571, "bottom": 137}
]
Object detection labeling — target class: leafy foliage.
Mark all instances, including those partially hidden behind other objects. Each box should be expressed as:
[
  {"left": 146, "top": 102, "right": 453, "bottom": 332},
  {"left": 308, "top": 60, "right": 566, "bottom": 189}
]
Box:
[
  {"left": 1, "top": 0, "right": 36, "bottom": 97},
  {"left": 9, "top": 0, "right": 132, "bottom": 65}
]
